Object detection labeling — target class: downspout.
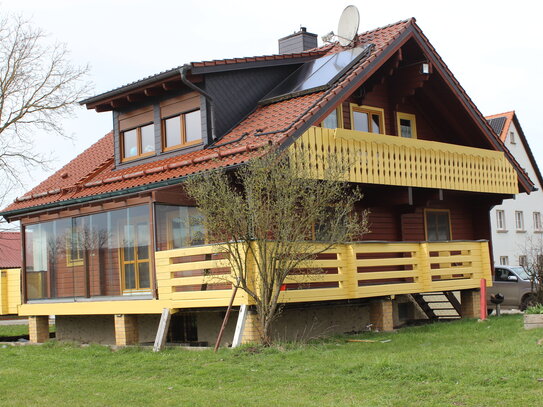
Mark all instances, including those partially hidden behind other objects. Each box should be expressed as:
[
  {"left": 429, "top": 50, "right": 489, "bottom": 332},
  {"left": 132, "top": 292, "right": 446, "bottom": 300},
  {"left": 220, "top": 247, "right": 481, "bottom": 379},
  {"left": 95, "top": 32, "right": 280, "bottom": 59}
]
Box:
[{"left": 179, "top": 65, "right": 216, "bottom": 143}]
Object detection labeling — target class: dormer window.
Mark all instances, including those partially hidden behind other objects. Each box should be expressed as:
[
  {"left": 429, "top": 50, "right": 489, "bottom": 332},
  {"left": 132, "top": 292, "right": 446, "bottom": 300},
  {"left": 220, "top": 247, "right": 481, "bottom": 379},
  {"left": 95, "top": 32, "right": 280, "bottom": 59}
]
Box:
[
  {"left": 163, "top": 109, "right": 202, "bottom": 151},
  {"left": 122, "top": 123, "right": 155, "bottom": 161}
]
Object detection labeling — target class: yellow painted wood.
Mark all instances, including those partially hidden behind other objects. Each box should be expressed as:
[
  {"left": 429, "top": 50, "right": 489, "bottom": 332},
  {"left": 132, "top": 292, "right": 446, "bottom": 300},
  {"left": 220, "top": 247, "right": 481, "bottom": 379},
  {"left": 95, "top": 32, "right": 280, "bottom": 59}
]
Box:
[
  {"left": 16, "top": 240, "right": 491, "bottom": 316},
  {"left": 0, "top": 269, "right": 21, "bottom": 315},
  {"left": 19, "top": 300, "right": 171, "bottom": 316},
  {"left": 290, "top": 127, "right": 519, "bottom": 194}
]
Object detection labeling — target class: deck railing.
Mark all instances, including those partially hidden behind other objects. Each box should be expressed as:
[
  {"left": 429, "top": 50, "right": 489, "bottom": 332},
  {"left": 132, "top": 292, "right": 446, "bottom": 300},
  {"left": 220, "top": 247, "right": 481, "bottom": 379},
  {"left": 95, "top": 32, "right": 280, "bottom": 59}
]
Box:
[
  {"left": 289, "top": 127, "right": 518, "bottom": 194},
  {"left": 0, "top": 269, "right": 21, "bottom": 315},
  {"left": 154, "top": 240, "right": 492, "bottom": 308}
]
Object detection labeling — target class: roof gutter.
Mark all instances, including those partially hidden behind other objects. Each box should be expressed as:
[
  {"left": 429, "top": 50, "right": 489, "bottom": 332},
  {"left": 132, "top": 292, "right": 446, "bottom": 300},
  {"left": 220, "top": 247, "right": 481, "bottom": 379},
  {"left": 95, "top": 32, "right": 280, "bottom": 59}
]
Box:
[
  {"left": 0, "top": 177, "right": 187, "bottom": 221},
  {"left": 0, "top": 162, "right": 247, "bottom": 222},
  {"left": 179, "top": 65, "right": 216, "bottom": 143}
]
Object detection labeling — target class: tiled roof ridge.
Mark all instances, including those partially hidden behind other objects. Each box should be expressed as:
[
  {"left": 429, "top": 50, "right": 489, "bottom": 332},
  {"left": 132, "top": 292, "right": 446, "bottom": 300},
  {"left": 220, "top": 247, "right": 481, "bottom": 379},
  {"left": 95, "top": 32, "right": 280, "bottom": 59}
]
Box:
[
  {"left": 191, "top": 47, "right": 332, "bottom": 68},
  {"left": 485, "top": 111, "right": 515, "bottom": 120},
  {"left": 356, "top": 18, "right": 414, "bottom": 39}
]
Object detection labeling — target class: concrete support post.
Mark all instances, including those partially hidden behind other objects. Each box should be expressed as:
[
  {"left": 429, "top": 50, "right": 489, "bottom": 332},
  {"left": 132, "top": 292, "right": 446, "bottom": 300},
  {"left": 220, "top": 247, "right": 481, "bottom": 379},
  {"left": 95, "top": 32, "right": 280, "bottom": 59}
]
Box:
[
  {"left": 370, "top": 298, "right": 394, "bottom": 332},
  {"left": 461, "top": 289, "right": 481, "bottom": 319},
  {"left": 114, "top": 314, "right": 139, "bottom": 346},
  {"left": 28, "top": 316, "right": 49, "bottom": 343},
  {"left": 241, "top": 311, "right": 261, "bottom": 344}
]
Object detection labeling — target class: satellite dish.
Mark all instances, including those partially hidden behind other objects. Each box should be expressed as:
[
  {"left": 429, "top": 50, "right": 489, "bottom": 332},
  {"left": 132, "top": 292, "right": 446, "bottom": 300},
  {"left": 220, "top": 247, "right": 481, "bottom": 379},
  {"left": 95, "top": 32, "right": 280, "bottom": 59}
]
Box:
[{"left": 337, "top": 5, "right": 360, "bottom": 46}]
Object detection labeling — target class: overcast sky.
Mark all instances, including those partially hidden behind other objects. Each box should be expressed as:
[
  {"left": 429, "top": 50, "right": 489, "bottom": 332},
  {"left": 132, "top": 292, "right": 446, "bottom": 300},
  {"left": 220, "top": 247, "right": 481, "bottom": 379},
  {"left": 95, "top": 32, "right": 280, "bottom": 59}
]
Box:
[{"left": 2, "top": 0, "right": 542, "bottom": 206}]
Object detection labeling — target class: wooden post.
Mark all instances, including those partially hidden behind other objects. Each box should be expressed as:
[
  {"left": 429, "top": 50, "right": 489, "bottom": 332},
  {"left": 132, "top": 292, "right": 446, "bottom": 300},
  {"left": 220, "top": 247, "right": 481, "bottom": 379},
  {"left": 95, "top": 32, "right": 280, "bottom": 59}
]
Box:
[
  {"left": 153, "top": 308, "right": 172, "bottom": 352},
  {"left": 232, "top": 304, "right": 248, "bottom": 348},
  {"left": 214, "top": 284, "right": 238, "bottom": 352},
  {"left": 480, "top": 279, "right": 487, "bottom": 320}
]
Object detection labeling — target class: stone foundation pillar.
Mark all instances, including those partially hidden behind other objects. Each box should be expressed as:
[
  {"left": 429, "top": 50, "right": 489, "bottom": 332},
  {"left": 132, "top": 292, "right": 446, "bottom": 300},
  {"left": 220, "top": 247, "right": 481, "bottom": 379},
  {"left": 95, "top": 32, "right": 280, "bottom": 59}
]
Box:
[
  {"left": 28, "top": 316, "right": 49, "bottom": 343},
  {"left": 370, "top": 298, "right": 394, "bottom": 332},
  {"left": 241, "top": 311, "right": 261, "bottom": 344},
  {"left": 461, "top": 289, "right": 481, "bottom": 319},
  {"left": 114, "top": 315, "right": 139, "bottom": 346}
]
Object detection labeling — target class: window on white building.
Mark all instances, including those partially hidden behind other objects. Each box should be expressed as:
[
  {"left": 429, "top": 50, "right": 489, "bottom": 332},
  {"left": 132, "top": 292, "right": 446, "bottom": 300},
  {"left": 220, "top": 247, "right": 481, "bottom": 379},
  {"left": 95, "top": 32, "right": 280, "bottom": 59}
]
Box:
[
  {"left": 509, "top": 131, "right": 516, "bottom": 144},
  {"left": 519, "top": 255, "right": 528, "bottom": 267},
  {"left": 515, "top": 211, "right": 525, "bottom": 231},
  {"left": 496, "top": 210, "right": 506, "bottom": 231},
  {"left": 534, "top": 212, "right": 542, "bottom": 232},
  {"left": 499, "top": 256, "right": 509, "bottom": 265}
]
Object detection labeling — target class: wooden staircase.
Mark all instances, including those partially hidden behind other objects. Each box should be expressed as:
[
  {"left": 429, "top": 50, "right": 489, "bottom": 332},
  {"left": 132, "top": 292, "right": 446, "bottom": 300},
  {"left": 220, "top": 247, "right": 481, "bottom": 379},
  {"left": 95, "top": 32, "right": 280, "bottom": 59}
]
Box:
[{"left": 411, "top": 291, "right": 462, "bottom": 320}]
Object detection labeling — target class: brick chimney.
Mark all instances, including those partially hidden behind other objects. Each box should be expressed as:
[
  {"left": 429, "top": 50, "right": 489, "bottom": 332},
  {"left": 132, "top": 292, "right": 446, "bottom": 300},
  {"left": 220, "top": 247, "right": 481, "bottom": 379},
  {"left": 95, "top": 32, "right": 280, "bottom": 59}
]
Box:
[{"left": 278, "top": 27, "right": 318, "bottom": 54}]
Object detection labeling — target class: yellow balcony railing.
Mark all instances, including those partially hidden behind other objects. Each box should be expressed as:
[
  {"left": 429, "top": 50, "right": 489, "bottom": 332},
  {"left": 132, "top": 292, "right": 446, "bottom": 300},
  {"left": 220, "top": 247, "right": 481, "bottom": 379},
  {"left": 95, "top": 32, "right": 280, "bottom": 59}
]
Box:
[
  {"left": 289, "top": 127, "right": 518, "bottom": 194},
  {"left": 0, "top": 268, "right": 21, "bottom": 315},
  {"left": 154, "top": 240, "right": 492, "bottom": 308}
]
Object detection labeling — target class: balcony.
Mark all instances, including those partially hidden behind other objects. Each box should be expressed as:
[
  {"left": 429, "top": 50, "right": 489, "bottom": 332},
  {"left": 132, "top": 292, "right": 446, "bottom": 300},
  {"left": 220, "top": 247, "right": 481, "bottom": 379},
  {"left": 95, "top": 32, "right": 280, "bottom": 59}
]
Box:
[
  {"left": 289, "top": 127, "right": 518, "bottom": 194},
  {"left": 0, "top": 269, "right": 21, "bottom": 315},
  {"left": 155, "top": 240, "right": 492, "bottom": 308}
]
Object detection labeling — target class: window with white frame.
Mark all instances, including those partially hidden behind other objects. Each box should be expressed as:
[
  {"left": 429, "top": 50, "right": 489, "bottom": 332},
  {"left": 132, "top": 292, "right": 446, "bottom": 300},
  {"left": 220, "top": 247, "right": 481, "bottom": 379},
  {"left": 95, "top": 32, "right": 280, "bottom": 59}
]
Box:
[
  {"left": 519, "top": 255, "right": 528, "bottom": 267},
  {"left": 496, "top": 210, "right": 506, "bottom": 231},
  {"left": 515, "top": 211, "right": 525, "bottom": 231},
  {"left": 499, "top": 256, "right": 509, "bottom": 265},
  {"left": 534, "top": 212, "right": 542, "bottom": 232},
  {"left": 509, "top": 131, "right": 516, "bottom": 144}
]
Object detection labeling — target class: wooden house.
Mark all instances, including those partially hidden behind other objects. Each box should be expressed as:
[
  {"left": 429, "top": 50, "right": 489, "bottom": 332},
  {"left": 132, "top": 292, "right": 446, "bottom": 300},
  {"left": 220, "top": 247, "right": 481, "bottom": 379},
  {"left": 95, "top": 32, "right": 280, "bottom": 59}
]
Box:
[{"left": 0, "top": 18, "right": 534, "bottom": 346}]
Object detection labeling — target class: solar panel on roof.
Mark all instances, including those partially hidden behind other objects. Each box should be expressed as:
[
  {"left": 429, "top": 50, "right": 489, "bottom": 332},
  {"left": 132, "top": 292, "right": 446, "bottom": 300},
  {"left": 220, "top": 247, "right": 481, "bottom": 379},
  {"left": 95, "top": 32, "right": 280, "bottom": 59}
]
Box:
[{"left": 260, "top": 44, "right": 373, "bottom": 105}]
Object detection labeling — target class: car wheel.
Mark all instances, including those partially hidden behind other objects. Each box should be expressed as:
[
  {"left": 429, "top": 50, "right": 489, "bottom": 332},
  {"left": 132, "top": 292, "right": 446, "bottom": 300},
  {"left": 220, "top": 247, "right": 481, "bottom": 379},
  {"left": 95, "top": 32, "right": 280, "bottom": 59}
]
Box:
[{"left": 520, "top": 294, "right": 537, "bottom": 311}]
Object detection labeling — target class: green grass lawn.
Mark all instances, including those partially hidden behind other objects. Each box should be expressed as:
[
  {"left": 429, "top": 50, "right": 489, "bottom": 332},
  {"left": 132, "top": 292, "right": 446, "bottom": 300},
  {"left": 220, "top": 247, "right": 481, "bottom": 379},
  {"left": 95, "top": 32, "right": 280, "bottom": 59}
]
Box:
[
  {"left": 0, "top": 323, "right": 54, "bottom": 338},
  {"left": 0, "top": 315, "right": 542, "bottom": 407}
]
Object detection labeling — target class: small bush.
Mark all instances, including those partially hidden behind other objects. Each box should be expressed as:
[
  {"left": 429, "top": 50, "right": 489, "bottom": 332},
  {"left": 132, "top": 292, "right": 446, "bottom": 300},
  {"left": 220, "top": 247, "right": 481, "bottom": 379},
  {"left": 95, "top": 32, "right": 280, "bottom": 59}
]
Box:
[{"left": 525, "top": 304, "right": 543, "bottom": 314}]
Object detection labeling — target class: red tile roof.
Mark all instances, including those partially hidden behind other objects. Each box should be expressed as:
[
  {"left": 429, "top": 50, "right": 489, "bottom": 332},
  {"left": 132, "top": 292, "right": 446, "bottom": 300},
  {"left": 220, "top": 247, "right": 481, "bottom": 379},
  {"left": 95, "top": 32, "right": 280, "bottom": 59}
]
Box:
[
  {"left": 486, "top": 111, "right": 515, "bottom": 141},
  {"left": 6, "top": 18, "right": 531, "bottom": 215},
  {"left": 2, "top": 19, "right": 412, "bottom": 216},
  {"left": 0, "top": 232, "right": 21, "bottom": 268}
]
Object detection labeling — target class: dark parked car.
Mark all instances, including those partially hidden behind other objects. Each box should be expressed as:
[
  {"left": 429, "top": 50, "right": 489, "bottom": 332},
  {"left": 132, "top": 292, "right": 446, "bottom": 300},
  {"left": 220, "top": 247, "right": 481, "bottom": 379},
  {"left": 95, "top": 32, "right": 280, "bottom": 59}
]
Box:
[{"left": 487, "top": 265, "right": 536, "bottom": 311}]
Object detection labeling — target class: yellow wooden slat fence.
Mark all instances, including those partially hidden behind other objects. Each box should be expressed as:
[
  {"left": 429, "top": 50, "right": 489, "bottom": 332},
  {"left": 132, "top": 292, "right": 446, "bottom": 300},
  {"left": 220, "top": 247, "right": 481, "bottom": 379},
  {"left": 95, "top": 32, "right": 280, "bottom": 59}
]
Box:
[
  {"left": 154, "top": 240, "right": 492, "bottom": 308},
  {"left": 289, "top": 127, "right": 519, "bottom": 194}
]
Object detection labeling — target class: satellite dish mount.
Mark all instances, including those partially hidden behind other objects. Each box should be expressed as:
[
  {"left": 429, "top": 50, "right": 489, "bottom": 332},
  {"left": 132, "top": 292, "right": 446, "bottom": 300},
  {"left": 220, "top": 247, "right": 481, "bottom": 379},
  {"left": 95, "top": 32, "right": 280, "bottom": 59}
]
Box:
[{"left": 337, "top": 5, "right": 360, "bottom": 46}]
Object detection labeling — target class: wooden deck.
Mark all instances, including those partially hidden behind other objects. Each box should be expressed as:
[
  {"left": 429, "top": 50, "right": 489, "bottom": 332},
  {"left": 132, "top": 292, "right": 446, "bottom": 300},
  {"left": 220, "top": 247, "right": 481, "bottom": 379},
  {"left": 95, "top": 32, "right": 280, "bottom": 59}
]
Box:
[
  {"left": 11, "top": 240, "right": 491, "bottom": 316},
  {"left": 290, "top": 127, "right": 518, "bottom": 194},
  {"left": 155, "top": 240, "right": 492, "bottom": 308}
]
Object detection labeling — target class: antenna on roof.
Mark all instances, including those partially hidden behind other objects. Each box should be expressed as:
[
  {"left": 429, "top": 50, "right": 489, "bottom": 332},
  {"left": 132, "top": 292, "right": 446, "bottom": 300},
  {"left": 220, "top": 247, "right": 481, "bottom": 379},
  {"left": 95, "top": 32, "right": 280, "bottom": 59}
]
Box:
[
  {"left": 321, "top": 5, "right": 360, "bottom": 46},
  {"left": 337, "top": 5, "right": 360, "bottom": 46}
]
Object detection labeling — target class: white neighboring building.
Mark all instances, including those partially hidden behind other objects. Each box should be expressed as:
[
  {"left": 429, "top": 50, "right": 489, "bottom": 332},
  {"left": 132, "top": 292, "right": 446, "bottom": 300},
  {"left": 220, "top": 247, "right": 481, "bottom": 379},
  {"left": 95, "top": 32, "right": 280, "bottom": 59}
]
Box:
[{"left": 486, "top": 111, "right": 543, "bottom": 266}]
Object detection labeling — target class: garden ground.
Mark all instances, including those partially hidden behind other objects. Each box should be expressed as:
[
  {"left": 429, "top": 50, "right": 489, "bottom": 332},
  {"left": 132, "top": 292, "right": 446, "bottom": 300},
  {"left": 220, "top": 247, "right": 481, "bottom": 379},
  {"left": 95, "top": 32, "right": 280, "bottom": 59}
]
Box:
[{"left": 0, "top": 315, "right": 542, "bottom": 407}]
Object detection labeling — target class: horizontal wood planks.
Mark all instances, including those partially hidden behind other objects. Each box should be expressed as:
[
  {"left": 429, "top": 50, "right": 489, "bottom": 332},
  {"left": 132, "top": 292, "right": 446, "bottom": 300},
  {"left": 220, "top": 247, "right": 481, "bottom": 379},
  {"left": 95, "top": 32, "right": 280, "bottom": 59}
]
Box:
[
  {"left": 289, "top": 127, "right": 519, "bottom": 194},
  {"left": 153, "top": 240, "right": 492, "bottom": 308}
]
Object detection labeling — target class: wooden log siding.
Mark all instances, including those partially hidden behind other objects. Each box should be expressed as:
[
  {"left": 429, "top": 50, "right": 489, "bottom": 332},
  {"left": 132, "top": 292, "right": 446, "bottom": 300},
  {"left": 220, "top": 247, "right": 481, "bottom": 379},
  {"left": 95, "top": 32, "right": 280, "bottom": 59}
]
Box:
[
  {"left": 154, "top": 241, "right": 492, "bottom": 308},
  {"left": 289, "top": 127, "right": 519, "bottom": 194},
  {"left": 0, "top": 269, "right": 21, "bottom": 315}
]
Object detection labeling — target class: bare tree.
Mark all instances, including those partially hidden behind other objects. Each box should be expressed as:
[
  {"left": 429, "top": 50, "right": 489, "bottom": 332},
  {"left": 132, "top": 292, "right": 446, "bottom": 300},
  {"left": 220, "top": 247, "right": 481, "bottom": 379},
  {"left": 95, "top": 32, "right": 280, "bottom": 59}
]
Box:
[
  {"left": 0, "top": 13, "right": 91, "bottom": 186},
  {"left": 519, "top": 235, "right": 543, "bottom": 308},
  {"left": 184, "top": 150, "right": 369, "bottom": 345}
]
